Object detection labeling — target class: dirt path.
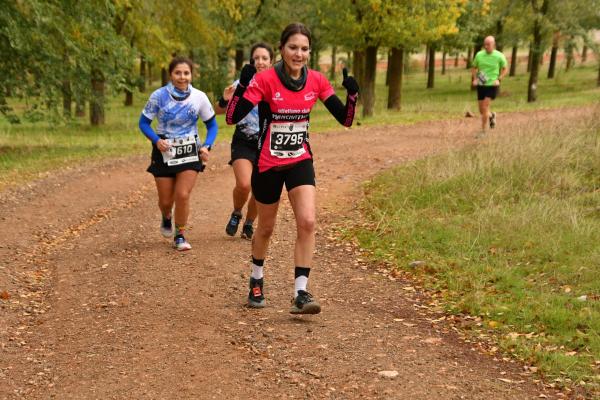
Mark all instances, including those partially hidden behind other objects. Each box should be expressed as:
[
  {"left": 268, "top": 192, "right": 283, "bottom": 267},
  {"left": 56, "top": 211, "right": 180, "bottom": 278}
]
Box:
[{"left": 1, "top": 107, "right": 594, "bottom": 399}]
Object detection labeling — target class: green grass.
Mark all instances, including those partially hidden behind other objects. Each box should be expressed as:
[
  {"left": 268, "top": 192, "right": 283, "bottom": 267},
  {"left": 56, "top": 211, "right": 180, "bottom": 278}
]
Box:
[
  {"left": 1, "top": 62, "right": 598, "bottom": 189},
  {"left": 353, "top": 112, "right": 600, "bottom": 392}
]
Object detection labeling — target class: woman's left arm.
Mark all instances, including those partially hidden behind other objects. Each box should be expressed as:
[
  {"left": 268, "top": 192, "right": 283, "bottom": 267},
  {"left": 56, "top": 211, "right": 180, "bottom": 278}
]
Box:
[
  {"left": 322, "top": 69, "right": 359, "bottom": 127},
  {"left": 199, "top": 116, "right": 218, "bottom": 162}
]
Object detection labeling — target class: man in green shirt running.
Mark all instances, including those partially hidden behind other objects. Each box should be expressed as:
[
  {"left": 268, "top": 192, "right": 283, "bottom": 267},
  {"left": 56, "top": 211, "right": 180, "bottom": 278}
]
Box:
[{"left": 472, "top": 36, "right": 508, "bottom": 138}]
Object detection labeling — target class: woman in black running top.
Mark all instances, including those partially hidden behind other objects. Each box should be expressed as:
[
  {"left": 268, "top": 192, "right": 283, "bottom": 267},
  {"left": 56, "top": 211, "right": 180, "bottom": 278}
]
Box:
[{"left": 215, "top": 43, "right": 274, "bottom": 240}]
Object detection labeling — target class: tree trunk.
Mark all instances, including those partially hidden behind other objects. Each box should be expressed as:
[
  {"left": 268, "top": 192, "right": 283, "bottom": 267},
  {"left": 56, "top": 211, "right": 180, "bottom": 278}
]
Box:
[
  {"left": 347, "top": 51, "right": 352, "bottom": 71},
  {"left": 161, "top": 67, "right": 168, "bottom": 86},
  {"left": 139, "top": 55, "right": 146, "bottom": 92},
  {"left": 235, "top": 47, "right": 244, "bottom": 72},
  {"left": 427, "top": 44, "right": 435, "bottom": 89},
  {"left": 527, "top": 42, "right": 533, "bottom": 73},
  {"left": 362, "top": 46, "right": 378, "bottom": 117},
  {"left": 330, "top": 46, "right": 337, "bottom": 80},
  {"left": 496, "top": 20, "right": 504, "bottom": 51},
  {"left": 454, "top": 52, "right": 459, "bottom": 67},
  {"left": 75, "top": 99, "right": 85, "bottom": 117},
  {"left": 581, "top": 45, "right": 588, "bottom": 63},
  {"left": 424, "top": 45, "right": 429, "bottom": 72},
  {"left": 124, "top": 89, "right": 133, "bottom": 106},
  {"left": 547, "top": 33, "right": 559, "bottom": 78},
  {"left": 528, "top": 16, "right": 545, "bottom": 102},
  {"left": 353, "top": 49, "right": 365, "bottom": 89},
  {"left": 385, "top": 50, "right": 391, "bottom": 86},
  {"left": 509, "top": 45, "right": 518, "bottom": 76},
  {"left": 441, "top": 51, "right": 447, "bottom": 75},
  {"left": 387, "top": 46, "right": 404, "bottom": 110},
  {"left": 90, "top": 68, "right": 105, "bottom": 125},
  {"left": 147, "top": 62, "right": 152, "bottom": 87},
  {"left": 565, "top": 38, "right": 574, "bottom": 71},
  {"left": 466, "top": 47, "right": 473, "bottom": 69},
  {"left": 62, "top": 79, "right": 72, "bottom": 117}
]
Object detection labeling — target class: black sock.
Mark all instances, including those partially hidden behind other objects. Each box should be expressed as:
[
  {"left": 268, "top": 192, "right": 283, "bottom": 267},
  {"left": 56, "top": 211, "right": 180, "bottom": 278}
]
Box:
[{"left": 252, "top": 257, "right": 264, "bottom": 267}]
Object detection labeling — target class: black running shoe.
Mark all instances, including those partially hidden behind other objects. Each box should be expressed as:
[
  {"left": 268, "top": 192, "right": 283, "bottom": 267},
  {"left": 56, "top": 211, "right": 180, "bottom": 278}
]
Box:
[
  {"left": 290, "top": 290, "right": 321, "bottom": 315},
  {"left": 489, "top": 112, "right": 496, "bottom": 129},
  {"left": 248, "top": 277, "right": 266, "bottom": 308},
  {"left": 241, "top": 223, "right": 254, "bottom": 240},
  {"left": 160, "top": 216, "right": 173, "bottom": 238},
  {"left": 226, "top": 212, "right": 242, "bottom": 236}
]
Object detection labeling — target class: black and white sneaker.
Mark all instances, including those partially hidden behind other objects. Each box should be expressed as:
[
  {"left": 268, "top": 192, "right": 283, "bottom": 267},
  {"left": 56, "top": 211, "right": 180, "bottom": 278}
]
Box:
[
  {"left": 290, "top": 290, "right": 321, "bottom": 315},
  {"left": 226, "top": 212, "right": 242, "bottom": 236},
  {"left": 248, "top": 277, "right": 265, "bottom": 308},
  {"left": 489, "top": 112, "right": 496, "bottom": 129},
  {"left": 241, "top": 223, "right": 254, "bottom": 240},
  {"left": 160, "top": 216, "right": 173, "bottom": 238}
]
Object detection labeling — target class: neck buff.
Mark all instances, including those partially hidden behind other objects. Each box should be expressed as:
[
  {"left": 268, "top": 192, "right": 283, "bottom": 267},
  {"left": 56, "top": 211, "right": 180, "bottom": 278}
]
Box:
[
  {"left": 274, "top": 60, "right": 307, "bottom": 92},
  {"left": 166, "top": 82, "right": 191, "bottom": 101}
]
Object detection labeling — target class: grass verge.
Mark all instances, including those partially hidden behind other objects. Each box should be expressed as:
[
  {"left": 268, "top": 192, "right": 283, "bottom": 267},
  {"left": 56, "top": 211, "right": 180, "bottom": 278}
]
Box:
[{"left": 353, "top": 111, "right": 600, "bottom": 393}]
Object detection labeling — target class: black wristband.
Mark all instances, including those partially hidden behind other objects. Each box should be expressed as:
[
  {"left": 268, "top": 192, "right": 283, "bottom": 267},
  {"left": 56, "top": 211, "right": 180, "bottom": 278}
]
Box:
[{"left": 218, "top": 97, "right": 228, "bottom": 108}]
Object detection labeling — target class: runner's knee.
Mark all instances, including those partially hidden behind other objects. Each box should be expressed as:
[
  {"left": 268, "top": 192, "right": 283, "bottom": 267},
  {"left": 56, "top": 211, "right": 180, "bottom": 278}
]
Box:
[
  {"left": 235, "top": 180, "right": 251, "bottom": 195},
  {"left": 158, "top": 198, "right": 173, "bottom": 210},
  {"left": 256, "top": 223, "right": 275, "bottom": 239},
  {"left": 296, "top": 215, "right": 316, "bottom": 234},
  {"left": 174, "top": 189, "right": 191, "bottom": 204}
]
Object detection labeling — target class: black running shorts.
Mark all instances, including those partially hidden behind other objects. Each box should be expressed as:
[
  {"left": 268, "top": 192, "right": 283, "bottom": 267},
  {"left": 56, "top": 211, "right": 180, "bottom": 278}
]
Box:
[
  {"left": 229, "top": 134, "right": 258, "bottom": 165},
  {"left": 147, "top": 143, "right": 204, "bottom": 178},
  {"left": 251, "top": 159, "right": 315, "bottom": 204},
  {"left": 477, "top": 85, "right": 499, "bottom": 101}
]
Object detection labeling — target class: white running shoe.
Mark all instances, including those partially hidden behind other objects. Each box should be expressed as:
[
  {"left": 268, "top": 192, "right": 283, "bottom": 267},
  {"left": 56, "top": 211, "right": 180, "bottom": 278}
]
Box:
[{"left": 174, "top": 235, "right": 192, "bottom": 251}]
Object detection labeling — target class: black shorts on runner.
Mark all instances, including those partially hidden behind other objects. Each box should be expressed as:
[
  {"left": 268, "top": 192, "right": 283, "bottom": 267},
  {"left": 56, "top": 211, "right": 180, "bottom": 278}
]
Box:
[
  {"left": 229, "top": 134, "right": 258, "bottom": 165},
  {"left": 477, "top": 85, "right": 498, "bottom": 101},
  {"left": 147, "top": 144, "right": 204, "bottom": 178},
  {"left": 251, "top": 158, "right": 315, "bottom": 204}
]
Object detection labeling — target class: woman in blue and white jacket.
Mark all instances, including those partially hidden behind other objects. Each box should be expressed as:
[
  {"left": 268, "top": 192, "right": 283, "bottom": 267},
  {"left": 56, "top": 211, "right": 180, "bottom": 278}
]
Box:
[{"left": 139, "top": 57, "right": 218, "bottom": 251}]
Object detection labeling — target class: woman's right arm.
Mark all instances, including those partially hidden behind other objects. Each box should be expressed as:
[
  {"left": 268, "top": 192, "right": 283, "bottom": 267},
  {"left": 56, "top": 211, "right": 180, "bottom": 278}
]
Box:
[
  {"left": 139, "top": 115, "right": 170, "bottom": 151},
  {"left": 140, "top": 92, "right": 170, "bottom": 151},
  {"left": 214, "top": 85, "right": 235, "bottom": 115},
  {"left": 138, "top": 114, "right": 160, "bottom": 144}
]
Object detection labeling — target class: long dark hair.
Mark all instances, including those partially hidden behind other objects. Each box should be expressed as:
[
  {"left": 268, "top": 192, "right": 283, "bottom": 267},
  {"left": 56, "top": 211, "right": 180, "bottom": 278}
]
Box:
[
  {"left": 250, "top": 42, "right": 274, "bottom": 62},
  {"left": 279, "top": 23, "right": 312, "bottom": 50}
]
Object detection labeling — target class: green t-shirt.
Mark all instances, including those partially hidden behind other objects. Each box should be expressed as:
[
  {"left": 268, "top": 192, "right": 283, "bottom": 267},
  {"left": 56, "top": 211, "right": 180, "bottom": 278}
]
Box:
[{"left": 473, "top": 49, "right": 507, "bottom": 86}]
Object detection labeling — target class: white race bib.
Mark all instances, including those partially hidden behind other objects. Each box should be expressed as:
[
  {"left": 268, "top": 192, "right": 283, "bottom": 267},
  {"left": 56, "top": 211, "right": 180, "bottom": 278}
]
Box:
[
  {"left": 161, "top": 136, "right": 199, "bottom": 166},
  {"left": 269, "top": 121, "right": 308, "bottom": 159}
]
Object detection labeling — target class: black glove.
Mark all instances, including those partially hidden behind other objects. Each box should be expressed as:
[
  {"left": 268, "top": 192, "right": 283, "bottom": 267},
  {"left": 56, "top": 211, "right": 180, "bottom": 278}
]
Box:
[
  {"left": 239, "top": 63, "right": 257, "bottom": 87},
  {"left": 342, "top": 68, "right": 359, "bottom": 96}
]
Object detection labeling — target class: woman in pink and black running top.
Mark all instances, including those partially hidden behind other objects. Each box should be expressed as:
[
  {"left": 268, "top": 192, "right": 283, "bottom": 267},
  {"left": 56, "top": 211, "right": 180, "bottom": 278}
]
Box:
[{"left": 226, "top": 22, "right": 359, "bottom": 314}]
